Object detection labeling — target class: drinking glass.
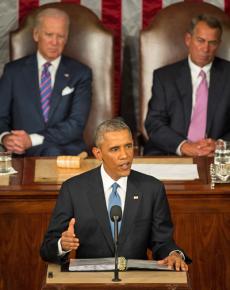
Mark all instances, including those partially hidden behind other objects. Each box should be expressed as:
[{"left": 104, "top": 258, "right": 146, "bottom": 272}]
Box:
[
  {"left": 214, "top": 139, "right": 225, "bottom": 164},
  {"left": 214, "top": 140, "right": 230, "bottom": 181},
  {"left": 0, "top": 151, "right": 12, "bottom": 173}
]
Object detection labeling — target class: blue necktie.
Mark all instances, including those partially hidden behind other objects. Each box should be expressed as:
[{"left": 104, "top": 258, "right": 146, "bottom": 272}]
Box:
[
  {"left": 108, "top": 183, "right": 121, "bottom": 238},
  {"left": 40, "top": 62, "right": 52, "bottom": 122}
]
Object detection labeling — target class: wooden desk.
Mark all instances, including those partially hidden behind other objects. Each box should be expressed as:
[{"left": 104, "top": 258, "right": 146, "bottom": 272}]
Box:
[
  {"left": 0, "top": 157, "right": 229, "bottom": 290},
  {"left": 42, "top": 264, "right": 190, "bottom": 290}
]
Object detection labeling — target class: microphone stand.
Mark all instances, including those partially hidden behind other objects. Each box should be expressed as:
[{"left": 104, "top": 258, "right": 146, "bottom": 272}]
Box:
[{"left": 112, "top": 215, "right": 121, "bottom": 282}]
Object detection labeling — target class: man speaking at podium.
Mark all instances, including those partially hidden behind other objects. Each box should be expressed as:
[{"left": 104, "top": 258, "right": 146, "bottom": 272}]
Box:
[{"left": 40, "top": 118, "right": 190, "bottom": 271}]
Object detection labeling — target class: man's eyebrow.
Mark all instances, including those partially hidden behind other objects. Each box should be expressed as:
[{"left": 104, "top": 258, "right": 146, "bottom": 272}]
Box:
[{"left": 109, "top": 145, "right": 120, "bottom": 150}]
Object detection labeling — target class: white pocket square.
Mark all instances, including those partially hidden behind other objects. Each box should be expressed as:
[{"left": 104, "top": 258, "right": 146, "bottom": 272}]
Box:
[{"left": 62, "top": 86, "right": 74, "bottom": 96}]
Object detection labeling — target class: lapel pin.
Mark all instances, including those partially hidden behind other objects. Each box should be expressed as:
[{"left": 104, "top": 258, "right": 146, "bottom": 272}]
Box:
[{"left": 133, "top": 193, "right": 139, "bottom": 200}]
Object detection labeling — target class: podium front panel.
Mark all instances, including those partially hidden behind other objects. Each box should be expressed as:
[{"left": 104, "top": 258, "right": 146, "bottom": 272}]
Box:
[{"left": 42, "top": 263, "right": 191, "bottom": 290}]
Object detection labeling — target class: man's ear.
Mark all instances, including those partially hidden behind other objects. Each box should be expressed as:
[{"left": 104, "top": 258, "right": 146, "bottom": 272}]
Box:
[
  {"left": 92, "top": 146, "right": 102, "bottom": 161},
  {"left": 184, "top": 32, "right": 191, "bottom": 48},
  {"left": 33, "top": 28, "right": 39, "bottom": 42}
]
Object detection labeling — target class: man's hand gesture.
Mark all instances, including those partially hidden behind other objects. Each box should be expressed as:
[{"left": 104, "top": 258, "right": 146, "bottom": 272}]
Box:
[{"left": 61, "top": 218, "right": 80, "bottom": 251}]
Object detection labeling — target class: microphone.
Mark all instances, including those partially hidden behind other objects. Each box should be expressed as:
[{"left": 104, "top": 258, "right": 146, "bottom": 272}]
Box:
[
  {"left": 110, "top": 205, "right": 122, "bottom": 222},
  {"left": 110, "top": 205, "right": 122, "bottom": 282}
]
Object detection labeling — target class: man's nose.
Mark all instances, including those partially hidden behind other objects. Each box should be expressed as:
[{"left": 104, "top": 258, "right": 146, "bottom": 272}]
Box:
[
  {"left": 119, "top": 147, "right": 128, "bottom": 158},
  {"left": 202, "top": 42, "right": 209, "bottom": 52},
  {"left": 51, "top": 36, "right": 58, "bottom": 45}
]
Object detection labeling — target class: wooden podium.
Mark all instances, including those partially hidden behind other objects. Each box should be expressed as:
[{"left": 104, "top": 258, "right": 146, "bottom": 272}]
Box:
[{"left": 42, "top": 264, "right": 191, "bottom": 290}]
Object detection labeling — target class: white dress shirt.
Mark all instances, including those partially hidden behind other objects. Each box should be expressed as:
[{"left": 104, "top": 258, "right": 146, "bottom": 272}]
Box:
[
  {"left": 30, "top": 52, "right": 61, "bottom": 146},
  {"left": 176, "top": 56, "right": 212, "bottom": 155},
  {"left": 188, "top": 56, "right": 211, "bottom": 111},
  {"left": 100, "top": 164, "right": 127, "bottom": 212}
]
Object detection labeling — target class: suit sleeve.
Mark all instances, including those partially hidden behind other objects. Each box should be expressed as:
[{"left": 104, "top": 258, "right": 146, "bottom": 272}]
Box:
[
  {"left": 0, "top": 64, "right": 13, "bottom": 134},
  {"left": 145, "top": 71, "right": 185, "bottom": 154},
  {"left": 40, "top": 181, "right": 74, "bottom": 264},
  {"left": 43, "top": 66, "right": 92, "bottom": 145},
  {"left": 150, "top": 182, "right": 191, "bottom": 263}
]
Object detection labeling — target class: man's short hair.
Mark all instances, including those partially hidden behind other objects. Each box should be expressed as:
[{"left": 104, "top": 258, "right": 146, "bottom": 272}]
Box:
[
  {"left": 34, "top": 8, "right": 70, "bottom": 30},
  {"left": 94, "top": 118, "right": 132, "bottom": 147},
  {"left": 188, "top": 14, "right": 223, "bottom": 36}
]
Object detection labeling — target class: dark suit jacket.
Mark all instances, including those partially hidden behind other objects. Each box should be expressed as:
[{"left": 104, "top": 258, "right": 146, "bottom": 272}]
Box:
[
  {"left": 144, "top": 57, "right": 230, "bottom": 155},
  {"left": 0, "top": 54, "right": 92, "bottom": 155},
  {"left": 40, "top": 166, "right": 190, "bottom": 264}
]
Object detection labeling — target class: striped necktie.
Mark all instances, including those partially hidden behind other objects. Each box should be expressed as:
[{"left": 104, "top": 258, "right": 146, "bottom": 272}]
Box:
[
  {"left": 40, "top": 62, "right": 52, "bottom": 122},
  {"left": 187, "top": 70, "right": 208, "bottom": 142},
  {"left": 108, "top": 183, "right": 122, "bottom": 238}
]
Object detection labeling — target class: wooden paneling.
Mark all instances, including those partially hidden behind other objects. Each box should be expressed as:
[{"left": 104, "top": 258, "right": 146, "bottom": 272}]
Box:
[
  {"left": 170, "top": 197, "right": 230, "bottom": 290},
  {"left": 0, "top": 200, "right": 54, "bottom": 290}
]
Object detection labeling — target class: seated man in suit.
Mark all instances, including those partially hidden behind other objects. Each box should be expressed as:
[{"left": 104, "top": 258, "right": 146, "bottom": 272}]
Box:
[
  {"left": 144, "top": 14, "right": 230, "bottom": 156},
  {"left": 0, "top": 8, "right": 92, "bottom": 156},
  {"left": 40, "top": 118, "right": 191, "bottom": 271}
]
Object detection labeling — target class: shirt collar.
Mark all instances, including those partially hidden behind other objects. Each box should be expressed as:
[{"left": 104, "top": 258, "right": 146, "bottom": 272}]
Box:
[
  {"left": 37, "top": 51, "right": 61, "bottom": 71},
  {"left": 188, "top": 55, "right": 212, "bottom": 77},
  {"left": 100, "top": 164, "right": 128, "bottom": 191}
]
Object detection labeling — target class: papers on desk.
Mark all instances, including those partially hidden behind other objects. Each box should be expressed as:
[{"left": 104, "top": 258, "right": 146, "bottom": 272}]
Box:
[
  {"left": 131, "top": 164, "right": 199, "bottom": 180},
  {"left": 69, "top": 258, "right": 114, "bottom": 271},
  {"left": 69, "top": 257, "right": 172, "bottom": 272}
]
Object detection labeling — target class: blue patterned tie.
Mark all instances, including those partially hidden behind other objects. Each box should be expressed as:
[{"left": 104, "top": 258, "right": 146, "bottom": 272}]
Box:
[
  {"left": 40, "top": 62, "right": 52, "bottom": 122},
  {"left": 108, "top": 183, "right": 122, "bottom": 238}
]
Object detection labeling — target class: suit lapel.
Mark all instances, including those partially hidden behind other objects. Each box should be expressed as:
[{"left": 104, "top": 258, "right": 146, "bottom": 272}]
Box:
[
  {"left": 176, "top": 60, "right": 193, "bottom": 133},
  {"left": 206, "top": 58, "right": 224, "bottom": 135},
  {"left": 86, "top": 168, "right": 114, "bottom": 253},
  {"left": 118, "top": 173, "right": 143, "bottom": 247},
  {"left": 23, "top": 55, "right": 44, "bottom": 122},
  {"left": 48, "top": 57, "right": 70, "bottom": 122}
]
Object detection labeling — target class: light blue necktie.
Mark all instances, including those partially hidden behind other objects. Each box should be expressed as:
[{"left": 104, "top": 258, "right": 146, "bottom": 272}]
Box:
[
  {"left": 40, "top": 62, "right": 52, "bottom": 122},
  {"left": 108, "top": 182, "right": 121, "bottom": 238}
]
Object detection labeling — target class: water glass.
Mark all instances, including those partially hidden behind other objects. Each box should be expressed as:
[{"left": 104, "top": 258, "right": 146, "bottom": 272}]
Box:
[
  {"left": 214, "top": 140, "right": 230, "bottom": 164},
  {"left": 214, "top": 140, "right": 230, "bottom": 181},
  {"left": 224, "top": 141, "right": 230, "bottom": 164},
  {"left": 0, "top": 151, "right": 12, "bottom": 173}
]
